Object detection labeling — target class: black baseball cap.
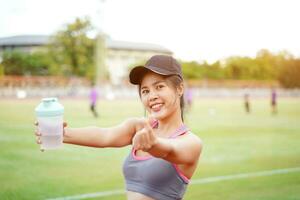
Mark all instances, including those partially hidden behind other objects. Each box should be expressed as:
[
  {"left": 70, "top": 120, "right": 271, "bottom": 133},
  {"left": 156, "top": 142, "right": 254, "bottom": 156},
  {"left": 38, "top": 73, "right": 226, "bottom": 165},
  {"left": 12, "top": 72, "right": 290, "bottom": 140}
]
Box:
[{"left": 129, "top": 55, "right": 183, "bottom": 85}]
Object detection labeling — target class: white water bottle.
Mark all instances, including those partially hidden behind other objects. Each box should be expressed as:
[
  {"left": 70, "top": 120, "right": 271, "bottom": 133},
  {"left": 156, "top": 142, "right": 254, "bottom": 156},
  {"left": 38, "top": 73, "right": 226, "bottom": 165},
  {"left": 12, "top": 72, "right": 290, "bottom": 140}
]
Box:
[{"left": 35, "top": 97, "right": 64, "bottom": 150}]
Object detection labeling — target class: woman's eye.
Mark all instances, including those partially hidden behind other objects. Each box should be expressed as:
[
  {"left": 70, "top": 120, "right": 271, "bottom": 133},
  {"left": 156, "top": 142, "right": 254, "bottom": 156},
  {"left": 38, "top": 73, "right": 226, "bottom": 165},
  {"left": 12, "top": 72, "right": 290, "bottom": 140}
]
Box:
[
  {"left": 157, "top": 84, "right": 164, "bottom": 89},
  {"left": 141, "top": 90, "right": 149, "bottom": 94}
]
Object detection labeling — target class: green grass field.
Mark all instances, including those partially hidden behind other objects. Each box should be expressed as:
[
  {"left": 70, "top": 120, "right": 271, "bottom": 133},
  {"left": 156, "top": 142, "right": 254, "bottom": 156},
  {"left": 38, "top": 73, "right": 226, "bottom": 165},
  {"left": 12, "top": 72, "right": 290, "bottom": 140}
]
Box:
[{"left": 0, "top": 97, "right": 300, "bottom": 200}]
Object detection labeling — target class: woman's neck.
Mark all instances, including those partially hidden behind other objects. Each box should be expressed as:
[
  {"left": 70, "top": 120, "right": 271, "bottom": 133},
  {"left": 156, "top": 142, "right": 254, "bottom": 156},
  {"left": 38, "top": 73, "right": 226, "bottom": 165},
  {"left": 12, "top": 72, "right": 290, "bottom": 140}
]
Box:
[{"left": 156, "top": 109, "right": 183, "bottom": 137}]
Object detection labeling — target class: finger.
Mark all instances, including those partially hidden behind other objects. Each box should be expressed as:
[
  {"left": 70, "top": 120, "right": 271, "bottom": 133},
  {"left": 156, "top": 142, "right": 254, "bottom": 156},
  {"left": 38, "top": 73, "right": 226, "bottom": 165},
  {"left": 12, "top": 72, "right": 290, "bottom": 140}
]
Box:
[
  {"left": 133, "top": 139, "right": 140, "bottom": 150},
  {"left": 62, "top": 122, "right": 68, "bottom": 136},
  {"left": 148, "top": 129, "right": 156, "bottom": 143},
  {"left": 143, "top": 121, "right": 154, "bottom": 137},
  {"left": 145, "top": 126, "right": 157, "bottom": 149},
  {"left": 140, "top": 131, "right": 147, "bottom": 147},
  {"left": 147, "top": 115, "right": 158, "bottom": 128},
  {"left": 142, "top": 119, "right": 152, "bottom": 130},
  {"left": 63, "top": 122, "right": 67, "bottom": 127},
  {"left": 138, "top": 130, "right": 147, "bottom": 150},
  {"left": 132, "top": 133, "right": 140, "bottom": 150},
  {"left": 141, "top": 128, "right": 153, "bottom": 151},
  {"left": 142, "top": 133, "right": 152, "bottom": 151},
  {"left": 36, "top": 137, "right": 42, "bottom": 144},
  {"left": 35, "top": 130, "right": 41, "bottom": 136},
  {"left": 143, "top": 129, "right": 151, "bottom": 144}
]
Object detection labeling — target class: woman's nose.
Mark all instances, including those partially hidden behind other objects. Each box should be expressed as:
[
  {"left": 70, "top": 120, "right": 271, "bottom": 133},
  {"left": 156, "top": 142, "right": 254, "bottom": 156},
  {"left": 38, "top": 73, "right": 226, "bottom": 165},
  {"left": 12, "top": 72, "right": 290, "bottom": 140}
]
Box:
[{"left": 148, "top": 90, "right": 158, "bottom": 101}]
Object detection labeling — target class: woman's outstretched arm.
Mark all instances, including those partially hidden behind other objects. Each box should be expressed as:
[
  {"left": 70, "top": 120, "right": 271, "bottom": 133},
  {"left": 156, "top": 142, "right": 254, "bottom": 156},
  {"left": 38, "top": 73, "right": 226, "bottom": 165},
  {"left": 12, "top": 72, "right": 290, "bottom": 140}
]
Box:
[{"left": 35, "top": 118, "right": 144, "bottom": 148}]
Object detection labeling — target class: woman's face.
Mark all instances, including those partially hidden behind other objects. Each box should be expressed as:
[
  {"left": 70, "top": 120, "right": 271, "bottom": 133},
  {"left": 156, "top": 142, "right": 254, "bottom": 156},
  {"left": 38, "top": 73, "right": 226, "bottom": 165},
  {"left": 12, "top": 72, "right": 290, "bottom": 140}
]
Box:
[{"left": 140, "top": 72, "right": 181, "bottom": 120}]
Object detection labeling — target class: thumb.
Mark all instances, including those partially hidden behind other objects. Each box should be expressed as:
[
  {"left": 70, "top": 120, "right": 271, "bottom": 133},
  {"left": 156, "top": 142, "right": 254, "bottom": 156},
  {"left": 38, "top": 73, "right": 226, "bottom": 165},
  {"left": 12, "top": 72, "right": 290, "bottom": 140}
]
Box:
[
  {"left": 142, "top": 118, "right": 150, "bottom": 129},
  {"left": 63, "top": 122, "right": 68, "bottom": 128},
  {"left": 63, "top": 122, "right": 68, "bottom": 136},
  {"left": 147, "top": 115, "right": 158, "bottom": 129}
]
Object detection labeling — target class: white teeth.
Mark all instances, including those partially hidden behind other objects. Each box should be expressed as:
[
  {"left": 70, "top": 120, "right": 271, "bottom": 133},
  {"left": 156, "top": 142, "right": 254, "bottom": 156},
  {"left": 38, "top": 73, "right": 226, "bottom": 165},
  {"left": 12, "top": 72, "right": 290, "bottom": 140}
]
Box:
[{"left": 151, "top": 104, "right": 162, "bottom": 109}]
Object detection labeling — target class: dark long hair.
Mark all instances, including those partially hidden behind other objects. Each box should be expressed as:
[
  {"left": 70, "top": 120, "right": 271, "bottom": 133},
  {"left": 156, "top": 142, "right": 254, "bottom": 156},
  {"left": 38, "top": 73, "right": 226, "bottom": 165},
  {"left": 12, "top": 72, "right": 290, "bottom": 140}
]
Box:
[{"left": 138, "top": 74, "right": 185, "bottom": 121}]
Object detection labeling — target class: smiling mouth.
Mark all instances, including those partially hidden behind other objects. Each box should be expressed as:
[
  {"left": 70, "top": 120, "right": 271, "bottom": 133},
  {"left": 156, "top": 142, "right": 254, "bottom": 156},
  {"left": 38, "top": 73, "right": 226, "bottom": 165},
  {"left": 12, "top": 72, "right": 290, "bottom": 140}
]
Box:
[{"left": 150, "top": 103, "right": 163, "bottom": 112}]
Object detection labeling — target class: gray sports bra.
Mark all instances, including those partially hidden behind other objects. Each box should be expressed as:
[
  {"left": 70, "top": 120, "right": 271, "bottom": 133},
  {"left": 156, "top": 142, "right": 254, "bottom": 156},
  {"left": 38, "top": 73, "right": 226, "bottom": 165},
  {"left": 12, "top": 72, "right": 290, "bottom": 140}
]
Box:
[{"left": 122, "top": 124, "right": 190, "bottom": 200}]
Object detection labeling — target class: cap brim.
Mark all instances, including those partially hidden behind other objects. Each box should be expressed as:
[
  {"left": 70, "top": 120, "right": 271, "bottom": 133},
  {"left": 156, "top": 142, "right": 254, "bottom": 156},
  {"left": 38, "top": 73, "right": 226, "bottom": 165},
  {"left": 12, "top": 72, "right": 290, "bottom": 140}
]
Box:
[{"left": 129, "top": 65, "right": 180, "bottom": 85}]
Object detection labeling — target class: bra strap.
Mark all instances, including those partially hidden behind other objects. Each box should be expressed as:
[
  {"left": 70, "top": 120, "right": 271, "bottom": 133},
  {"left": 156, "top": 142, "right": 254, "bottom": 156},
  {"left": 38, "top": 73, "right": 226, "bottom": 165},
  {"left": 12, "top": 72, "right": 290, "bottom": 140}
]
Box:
[{"left": 169, "top": 124, "right": 189, "bottom": 139}]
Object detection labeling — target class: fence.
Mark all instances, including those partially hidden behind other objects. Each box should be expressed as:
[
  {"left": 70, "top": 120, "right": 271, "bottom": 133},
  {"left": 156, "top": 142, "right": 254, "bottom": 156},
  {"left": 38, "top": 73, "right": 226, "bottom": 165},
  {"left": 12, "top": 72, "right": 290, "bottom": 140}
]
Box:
[{"left": 0, "top": 76, "right": 299, "bottom": 99}]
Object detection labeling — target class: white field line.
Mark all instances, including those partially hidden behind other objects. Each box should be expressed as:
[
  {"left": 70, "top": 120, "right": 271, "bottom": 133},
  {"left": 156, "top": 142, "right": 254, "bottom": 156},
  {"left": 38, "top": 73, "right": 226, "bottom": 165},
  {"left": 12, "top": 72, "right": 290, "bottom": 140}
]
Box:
[{"left": 46, "top": 167, "right": 300, "bottom": 200}]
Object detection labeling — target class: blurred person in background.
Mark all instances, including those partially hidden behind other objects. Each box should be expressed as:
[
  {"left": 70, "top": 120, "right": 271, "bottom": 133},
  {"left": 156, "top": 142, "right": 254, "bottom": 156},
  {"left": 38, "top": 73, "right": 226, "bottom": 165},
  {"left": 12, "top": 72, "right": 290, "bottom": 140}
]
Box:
[
  {"left": 35, "top": 55, "right": 203, "bottom": 200},
  {"left": 90, "top": 83, "right": 98, "bottom": 118},
  {"left": 185, "top": 84, "right": 193, "bottom": 112},
  {"left": 271, "top": 87, "right": 277, "bottom": 115},
  {"left": 244, "top": 92, "right": 250, "bottom": 114}
]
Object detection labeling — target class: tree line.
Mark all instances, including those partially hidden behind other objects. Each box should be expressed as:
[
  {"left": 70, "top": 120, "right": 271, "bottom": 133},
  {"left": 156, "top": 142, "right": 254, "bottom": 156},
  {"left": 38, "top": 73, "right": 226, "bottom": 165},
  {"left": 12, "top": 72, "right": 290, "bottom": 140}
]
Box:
[
  {"left": 181, "top": 50, "right": 300, "bottom": 88},
  {"left": 0, "top": 17, "right": 299, "bottom": 88}
]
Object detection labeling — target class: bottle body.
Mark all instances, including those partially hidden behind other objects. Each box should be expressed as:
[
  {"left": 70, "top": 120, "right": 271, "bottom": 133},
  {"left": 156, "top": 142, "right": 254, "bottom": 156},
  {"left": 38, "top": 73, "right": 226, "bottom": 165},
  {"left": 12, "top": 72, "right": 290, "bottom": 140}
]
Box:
[
  {"left": 38, "top": 115, "right": 63, "bottom": 149},
  {"left": 35, "top": 97, "right": 64, "bottom": 150}
]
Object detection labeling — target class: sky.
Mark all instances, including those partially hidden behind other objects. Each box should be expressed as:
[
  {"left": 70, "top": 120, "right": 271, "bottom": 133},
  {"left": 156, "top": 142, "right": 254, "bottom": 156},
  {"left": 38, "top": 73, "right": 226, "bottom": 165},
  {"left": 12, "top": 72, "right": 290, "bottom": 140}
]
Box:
[{"left": 1, "top": 0, "right": 300, "bottom": 63}]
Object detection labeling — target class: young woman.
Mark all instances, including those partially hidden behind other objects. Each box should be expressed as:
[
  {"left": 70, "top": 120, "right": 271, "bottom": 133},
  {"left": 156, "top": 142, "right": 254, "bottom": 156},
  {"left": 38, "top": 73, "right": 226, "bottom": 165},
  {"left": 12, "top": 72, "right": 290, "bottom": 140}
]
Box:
[{"left": 35, "top": 55, "right": 203, "bottom": 200}]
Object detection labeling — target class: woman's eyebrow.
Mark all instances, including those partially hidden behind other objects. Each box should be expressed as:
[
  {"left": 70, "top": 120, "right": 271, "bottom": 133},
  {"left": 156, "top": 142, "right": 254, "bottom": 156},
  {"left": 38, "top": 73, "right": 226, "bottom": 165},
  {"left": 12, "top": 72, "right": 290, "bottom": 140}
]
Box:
[
  {"left": 141, "top": 86, "right": 147, "bottom": 90},
  {"left": 152, "top": 80, "right": 166, "bottom": 86},
  {"left": 141, "top": 80, "right": 165, "bottom": 90}
]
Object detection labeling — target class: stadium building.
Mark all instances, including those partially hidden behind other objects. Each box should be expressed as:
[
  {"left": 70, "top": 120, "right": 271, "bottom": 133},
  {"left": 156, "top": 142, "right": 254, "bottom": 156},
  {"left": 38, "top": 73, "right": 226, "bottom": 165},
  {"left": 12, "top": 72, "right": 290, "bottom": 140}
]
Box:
[{"left": 0, "top": 35, "right": 172, "bottom": 85}]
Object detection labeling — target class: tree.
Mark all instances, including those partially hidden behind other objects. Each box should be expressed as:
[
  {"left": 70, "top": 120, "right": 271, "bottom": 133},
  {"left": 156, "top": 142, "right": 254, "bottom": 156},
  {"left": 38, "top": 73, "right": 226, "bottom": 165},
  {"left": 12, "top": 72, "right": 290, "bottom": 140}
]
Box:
[
  {"left": 278, "top": 59, "right": 300, "bottom": 88},
  {"left": 1, "top": 50, "right": 50, "bottom": 76},
  {"left": 0, "top": 63, "right": 4, "bottom": 76},
  {"left": 182, "top": 61, "right": 226, "bottom": 80},
  {"left": 181, "top": 61, "right": 203, "bottom": 79},
  {"left": 48, "top": 17, "right": 95, "bottom": 80}
]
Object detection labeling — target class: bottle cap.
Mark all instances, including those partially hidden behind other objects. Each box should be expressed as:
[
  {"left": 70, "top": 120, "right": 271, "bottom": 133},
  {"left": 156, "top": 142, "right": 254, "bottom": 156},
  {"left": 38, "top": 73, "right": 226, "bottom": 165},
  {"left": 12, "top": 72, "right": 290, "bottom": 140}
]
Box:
[{"left": 35, "top": 97, "right": 64, "bottom": 117}]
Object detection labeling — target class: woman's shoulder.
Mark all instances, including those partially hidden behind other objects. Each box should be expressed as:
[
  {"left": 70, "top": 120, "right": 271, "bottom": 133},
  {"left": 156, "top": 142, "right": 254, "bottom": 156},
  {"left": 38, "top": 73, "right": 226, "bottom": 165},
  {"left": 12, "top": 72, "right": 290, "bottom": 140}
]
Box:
[
  {"left": 123, "top": 117, "right": 144, "bottom": 128},
  {"left": 175, "top": 131, "right": 203, "bottom": 161},
  {"left": 179, "top": 130, "right": 203, "bottom": 149}
]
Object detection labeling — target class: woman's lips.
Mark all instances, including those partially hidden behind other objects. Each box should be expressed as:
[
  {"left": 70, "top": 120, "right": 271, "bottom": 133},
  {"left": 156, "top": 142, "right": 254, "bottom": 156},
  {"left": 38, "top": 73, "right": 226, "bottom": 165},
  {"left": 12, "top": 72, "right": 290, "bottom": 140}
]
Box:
[{"left": 151, "top": 103, "right": 163, "bottom": 112}]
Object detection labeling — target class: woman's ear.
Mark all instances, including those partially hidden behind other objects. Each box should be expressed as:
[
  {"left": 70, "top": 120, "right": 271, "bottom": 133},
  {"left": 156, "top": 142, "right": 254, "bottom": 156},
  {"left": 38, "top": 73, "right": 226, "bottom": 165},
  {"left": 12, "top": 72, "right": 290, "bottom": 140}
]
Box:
[{"left": 177, "top": 83, "right": 184, "bottom": 97}]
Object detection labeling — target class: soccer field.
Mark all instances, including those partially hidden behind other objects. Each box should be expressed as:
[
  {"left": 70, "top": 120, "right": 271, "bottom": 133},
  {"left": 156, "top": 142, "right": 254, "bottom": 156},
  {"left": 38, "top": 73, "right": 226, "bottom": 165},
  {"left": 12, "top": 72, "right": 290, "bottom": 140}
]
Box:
[{"left": 0, "top": 97, "right": 299, "bottom": 200}]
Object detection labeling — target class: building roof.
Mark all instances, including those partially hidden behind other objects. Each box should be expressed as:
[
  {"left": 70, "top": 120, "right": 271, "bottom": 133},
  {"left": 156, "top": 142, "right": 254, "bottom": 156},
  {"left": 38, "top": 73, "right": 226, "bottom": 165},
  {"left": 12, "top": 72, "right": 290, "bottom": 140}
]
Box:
[
  {"left": 0, "top": 35, "right": 49, "bottom": 46},
  {"left": 106, "top": 39, "right": 171, "bottom": 53},
  {"left": 0, "top": 35, "right": 172, "bottom": 53}
]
